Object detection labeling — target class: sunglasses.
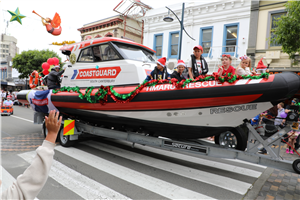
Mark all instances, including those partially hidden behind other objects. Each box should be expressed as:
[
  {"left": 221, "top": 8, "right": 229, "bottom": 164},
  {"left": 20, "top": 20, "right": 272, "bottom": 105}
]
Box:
[
  {"left": 292, "top": 101, "right": 296, "bottom": 103},
  {"left": 222, "top": 54, "right": 231, "bottom": 58}
]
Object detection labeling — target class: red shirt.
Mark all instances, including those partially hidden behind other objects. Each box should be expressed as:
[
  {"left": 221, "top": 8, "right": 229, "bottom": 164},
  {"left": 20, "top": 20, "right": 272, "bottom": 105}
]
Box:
[{"left": 218, "top": 65, "right": 235, "bottom": 75}]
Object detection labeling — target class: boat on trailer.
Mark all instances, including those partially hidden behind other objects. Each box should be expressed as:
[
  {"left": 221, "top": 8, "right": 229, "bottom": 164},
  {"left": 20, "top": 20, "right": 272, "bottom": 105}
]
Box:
[{"left": 17, "top": 37, "right": 300, "bottom": 150}]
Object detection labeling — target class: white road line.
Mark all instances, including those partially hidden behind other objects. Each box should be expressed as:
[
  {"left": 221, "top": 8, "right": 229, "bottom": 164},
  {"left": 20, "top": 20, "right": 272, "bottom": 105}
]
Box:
[
  {"left": 0, "top": 166, "right": 39, "bottom": 200},
  {"left": 10, "top": 115, "right": 33, "bottom": 123},
  {"left": 223, "top": 158, "right": 267, "bottom": 169},
  {"left": 55, "top": 146, "right": 216, "bottom": 200},
  {"left": 18, "top": 151, "right": 131, "bottom": 200},
  {"left": 84, "top": 141, "right": 254, "bottom": 195}
]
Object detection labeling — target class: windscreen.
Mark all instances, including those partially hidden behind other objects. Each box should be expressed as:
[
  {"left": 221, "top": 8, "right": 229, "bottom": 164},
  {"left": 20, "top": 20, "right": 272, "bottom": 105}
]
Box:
[{"left": 115, "top": 43, "right": 156, "bottom": 63}]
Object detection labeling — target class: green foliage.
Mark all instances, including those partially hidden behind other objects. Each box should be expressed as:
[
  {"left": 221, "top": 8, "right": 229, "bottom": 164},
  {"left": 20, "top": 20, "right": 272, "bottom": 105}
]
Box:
[
  {"left": 12, "top": 49, "right": 62, "bottom": 79},
  {"left": 271, "top": 1, "right": 300, "bottom": 62}
]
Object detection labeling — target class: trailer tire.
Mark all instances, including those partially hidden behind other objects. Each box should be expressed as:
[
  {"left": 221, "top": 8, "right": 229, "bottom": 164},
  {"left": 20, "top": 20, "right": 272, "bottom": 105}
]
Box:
[
  {"left": 214, "top": 127, "right": 247, "bottom": 151},
  {"left": 292, "top": 159, "right": 300, "bottom": 174},
  {"left": 58, "top": 126, "right": 77, "bottom": 147}
]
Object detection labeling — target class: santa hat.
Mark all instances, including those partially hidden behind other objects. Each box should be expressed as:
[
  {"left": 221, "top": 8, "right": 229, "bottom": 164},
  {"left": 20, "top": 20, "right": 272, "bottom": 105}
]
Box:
[
  {"left": 157, "top": 57, "right": 166, "bottom": 67},
  {"left": 177, "top": 60, "right": 186, "bottom": 67},
  {"left": 256, "top": 58, "right": 267, "bottom": 69}
]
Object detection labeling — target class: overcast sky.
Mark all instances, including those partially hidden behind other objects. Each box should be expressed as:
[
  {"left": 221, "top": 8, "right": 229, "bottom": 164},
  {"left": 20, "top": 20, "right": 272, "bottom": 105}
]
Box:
[{"left": 1, "top": 0, "right": 232, "bottom": 77}]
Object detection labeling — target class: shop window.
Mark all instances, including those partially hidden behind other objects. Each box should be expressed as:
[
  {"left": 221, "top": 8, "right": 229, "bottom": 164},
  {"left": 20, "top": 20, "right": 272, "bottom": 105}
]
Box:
[
  {"left": 153, "top": 34, "right": 163, "bottom": 58},
  {"left": 222, "top": 23, "right": 239, "bottom": 56},
  {"left": 270, "top": 12, "right": 286, "bottom": 47},
  {"left": 168, "top": 31, "right": 179, "bottom": 59},
  {"left": 200, "top": 27, "right": 213, "bottom": 57}
]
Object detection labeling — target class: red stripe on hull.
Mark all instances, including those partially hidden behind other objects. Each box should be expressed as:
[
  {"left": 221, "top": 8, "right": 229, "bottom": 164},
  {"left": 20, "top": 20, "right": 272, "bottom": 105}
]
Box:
[{"left": 53, "top": 94, "right": 262, "bottom": 111}]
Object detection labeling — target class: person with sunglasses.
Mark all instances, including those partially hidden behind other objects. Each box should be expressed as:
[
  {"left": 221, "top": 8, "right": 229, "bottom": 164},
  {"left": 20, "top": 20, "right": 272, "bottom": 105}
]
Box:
[{"left": 217, "top": 54, "right": 236, "bottom": 76}]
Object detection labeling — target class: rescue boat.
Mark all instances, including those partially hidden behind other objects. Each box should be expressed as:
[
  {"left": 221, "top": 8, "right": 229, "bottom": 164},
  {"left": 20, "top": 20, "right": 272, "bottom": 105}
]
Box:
[{"left": 17, "top": 37, "right": 300, "bottom": 147}]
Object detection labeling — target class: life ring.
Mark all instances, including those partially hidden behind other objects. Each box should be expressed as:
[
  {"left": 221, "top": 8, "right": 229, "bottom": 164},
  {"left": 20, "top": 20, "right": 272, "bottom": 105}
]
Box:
[{"left": 29, "top": 70, "right": 39, "bottom": 88}]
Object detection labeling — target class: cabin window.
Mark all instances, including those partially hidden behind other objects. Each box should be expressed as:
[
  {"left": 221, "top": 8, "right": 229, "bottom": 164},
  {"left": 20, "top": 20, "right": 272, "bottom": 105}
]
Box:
[
  {"left": 92, "top": 44, "right": 120, "bottom": 61},
  {"left": 116, "top": 43, "right": 156, "bottom": 63},
  {"left": 78, "top": 48, "right": 94, "bottom": 62}
]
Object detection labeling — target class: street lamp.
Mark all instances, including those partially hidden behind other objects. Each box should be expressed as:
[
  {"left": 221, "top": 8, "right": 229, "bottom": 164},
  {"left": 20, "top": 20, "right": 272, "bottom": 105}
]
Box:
[{"left": 163, "top": 3, "right": 195, "bottom": 60}]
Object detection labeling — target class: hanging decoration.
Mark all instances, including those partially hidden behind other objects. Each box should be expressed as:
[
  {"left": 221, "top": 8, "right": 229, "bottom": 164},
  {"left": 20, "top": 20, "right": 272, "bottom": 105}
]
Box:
[
  {"left": 53, "top": 73, "right": 270, "bottom": 104},
  {"left": 8, "top": 7, "right": 26, "bottom": 25},
  {"left": 52, "top": 41, "right": 76, "bottom": 45},
  {"left": 32, "top": 10, "right": 62, "bottom": 36},
  {"left": 70, "top": 53, "right": 76, "bottom": 64}
]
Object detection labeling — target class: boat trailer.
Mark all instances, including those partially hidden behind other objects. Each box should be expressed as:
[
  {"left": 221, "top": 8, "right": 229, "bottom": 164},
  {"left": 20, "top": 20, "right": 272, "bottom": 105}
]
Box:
[{"left": 34, "top": 112, "right": 300, "bottom": 174}]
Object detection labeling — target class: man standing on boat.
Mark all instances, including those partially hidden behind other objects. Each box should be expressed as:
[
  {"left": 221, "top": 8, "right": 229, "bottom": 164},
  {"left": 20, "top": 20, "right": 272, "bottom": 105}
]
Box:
[
  {"left": 187, "top": 45, "right": 208, "bottom": 80},
  {"left": 145, "top": 57, "right": 170, "bottom": 81},
  {"left": 47, "top": 65, "right": 65, "bottom": 89}
]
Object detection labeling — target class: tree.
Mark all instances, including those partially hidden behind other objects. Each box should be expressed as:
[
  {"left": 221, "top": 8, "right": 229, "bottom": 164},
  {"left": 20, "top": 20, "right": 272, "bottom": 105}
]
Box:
[
  {"left": 13, "top": 49, "right": 63, "bottom": 78},
  {"left": 271, "top": 1, "right": 300, "bottom": 61}
]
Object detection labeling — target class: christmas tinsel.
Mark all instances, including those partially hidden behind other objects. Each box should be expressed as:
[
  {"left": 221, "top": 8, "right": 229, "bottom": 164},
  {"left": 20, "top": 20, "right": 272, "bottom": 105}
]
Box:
[{"left": 52, "top": 73, "right": 270, "bottom": 104}]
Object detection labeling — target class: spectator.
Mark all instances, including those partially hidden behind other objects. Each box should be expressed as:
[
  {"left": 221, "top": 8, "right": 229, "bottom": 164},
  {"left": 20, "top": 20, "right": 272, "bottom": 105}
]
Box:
[
  {"left": 171, "top": 60, "right": 187, "bottom": 82},
  {"left": 1, "top": 110, "right": 62, "bottom": 200},
  {"left": 274, "top": 102, "right": 286, "bottom": 128},
  {"left": 1, "top": 90, "right": 7, "bottom": 101},
  {"left": 187, "top": 45, "right": 208, "bottom": 80},
  {"left": 236, "top": 55, "right": 256, "bottom": 76},
  {"left": 47, "top": 65, "right": 65, "bottom": 89},
  {"left": 145, "top": 57, "right": 170, "bottom": 81},
  {"left": 286, "top": 129, "right": 299, "bottom": 154},
  {"left": 3, "top": 96, "right": 13, "bottom": 106},
  {"left": 251, "top": 114, "right": 264, "bottom": 135},
  {"left": 217, "top": 54, "right": 235, "bottom": 76}
]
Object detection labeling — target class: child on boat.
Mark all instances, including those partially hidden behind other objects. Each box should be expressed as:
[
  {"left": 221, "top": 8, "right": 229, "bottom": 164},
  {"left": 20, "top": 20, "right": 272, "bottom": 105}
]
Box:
[
  {"left": 187, "top": 45, "right": 208, "bottom": 80},
  {"left": 145, "top": 57, "right": 170, "bottom": 81},
  {"left": 255, "top": 57, "right": 268, "bottom": 74},
  {"left": 217, "top": 54, "right": 235, "bottom": 76},
  {"left": 236, "top": 55, "right": 256, "bottom": 76},
  {"left": 171, "top": 60, "right": 187, "bottom": 82}
]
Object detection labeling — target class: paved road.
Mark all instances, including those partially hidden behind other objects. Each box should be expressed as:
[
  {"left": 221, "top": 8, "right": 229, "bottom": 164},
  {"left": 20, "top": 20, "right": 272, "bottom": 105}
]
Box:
[{"left": 1, "top": 106, "right": 300, "bottom": 199}]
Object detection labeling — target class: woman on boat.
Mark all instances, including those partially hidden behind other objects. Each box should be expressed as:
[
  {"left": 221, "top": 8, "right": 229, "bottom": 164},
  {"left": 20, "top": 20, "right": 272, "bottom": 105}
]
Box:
[
  {"left": 217, "top": 54, "right": 235, "bottom": 76},
  {"left": 171, "top": 60, "right": 186, "bottom": 82},
  {"left": 236, "top": 55, "right": 256, "bottom": 76}
]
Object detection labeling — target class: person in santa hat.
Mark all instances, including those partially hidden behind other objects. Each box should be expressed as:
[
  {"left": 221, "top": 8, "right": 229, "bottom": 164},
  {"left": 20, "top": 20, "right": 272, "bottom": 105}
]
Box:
[
  {"left": 187, "top": 45, "right": 209, "bottom": 80},
  {"left": 256, "top": 57, "right": 268, "bottom": 74},
  {"left": 145, "top": 57, "right": 170, "bottom": 81},
  {"left": 171, "top": 60, "right": 187, "bottom": 82}
]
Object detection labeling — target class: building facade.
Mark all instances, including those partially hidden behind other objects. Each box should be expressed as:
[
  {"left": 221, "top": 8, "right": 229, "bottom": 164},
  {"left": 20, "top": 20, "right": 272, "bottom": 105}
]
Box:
[
  {"left": 78, "top": 15, "right": 143, "bottom": 43},
  {"left": 142, "top": 0, "right": 251, "bottom": 72},
  {"left": 246, "top": 1, "right": 296, "bottom": 73},
  {"left": 1, "top": 34, "right": 19, "bottom": 90}
]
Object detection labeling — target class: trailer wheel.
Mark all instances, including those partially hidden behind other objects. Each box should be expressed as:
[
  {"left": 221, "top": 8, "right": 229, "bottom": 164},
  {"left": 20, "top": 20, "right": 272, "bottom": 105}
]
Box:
[
  {"left": 292, "top": 159, "right": 300, "bottom": 174},
  {"left": 58, "top": 126, "right": 76, "bottom": 147},
  {"left": 215, "top": 127, "right": 247, "bottom": 151}
]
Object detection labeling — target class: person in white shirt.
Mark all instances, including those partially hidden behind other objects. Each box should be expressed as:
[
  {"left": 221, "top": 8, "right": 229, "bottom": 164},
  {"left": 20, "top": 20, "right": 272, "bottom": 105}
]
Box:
[
  {"left": 187, "top": 45, "right": 208, "bottom": 80},
  {"left": 1, "top": 110, "right": 62, "bottom": 200},
  {"left": 236, "top": 55, "right": 256, "bottom": 76}
]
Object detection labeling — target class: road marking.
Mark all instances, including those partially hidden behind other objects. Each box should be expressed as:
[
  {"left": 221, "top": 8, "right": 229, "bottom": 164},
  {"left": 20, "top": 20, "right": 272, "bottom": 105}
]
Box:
[
  {"left": 84, "top": 141, "right": 254, "bottom": 195},
  {"left": 55, "top": 146, "right": 216, "bottom": 200},
  {"left": 10, "top": 115, "right": 33, "bottom": 123},
  {"left": 0, "top": 166, "right": 39, "bottom": 200},
  {"left": 18, "top": 151, "right": 131, "bottom": 200}
]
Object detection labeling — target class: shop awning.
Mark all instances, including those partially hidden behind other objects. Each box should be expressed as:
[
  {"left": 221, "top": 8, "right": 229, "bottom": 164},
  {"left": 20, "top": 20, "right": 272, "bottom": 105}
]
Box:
[{"left": 7, "top": 82, "right": 15, "bottom": 86}]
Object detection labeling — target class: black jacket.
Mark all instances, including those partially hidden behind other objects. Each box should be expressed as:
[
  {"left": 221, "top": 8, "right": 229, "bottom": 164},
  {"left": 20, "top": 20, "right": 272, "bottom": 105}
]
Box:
[
  {"left": 171, "top": 71, "right": 185, "bottom": 82},
  {"left": 47, "top": 68, "right": 64, "bottom": 89},
  {"left": 191, "top": 54, "right": 208, "bottom": 77}
]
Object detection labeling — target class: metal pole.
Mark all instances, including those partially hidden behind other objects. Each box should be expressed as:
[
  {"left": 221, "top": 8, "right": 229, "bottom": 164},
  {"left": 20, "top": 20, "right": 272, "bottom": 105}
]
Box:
[{"left": 178, "top": 3, "right": 184, "bottom": 60}]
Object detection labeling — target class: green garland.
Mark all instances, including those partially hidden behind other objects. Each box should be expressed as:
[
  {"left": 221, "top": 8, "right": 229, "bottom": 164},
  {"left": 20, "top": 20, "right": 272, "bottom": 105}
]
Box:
[{"left": 53, "top": 73, "right": 270, "bottom": 104}]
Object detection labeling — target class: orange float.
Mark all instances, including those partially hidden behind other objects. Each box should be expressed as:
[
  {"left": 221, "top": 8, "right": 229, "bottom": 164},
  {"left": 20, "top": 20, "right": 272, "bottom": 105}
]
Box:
[{"left": 29, "top": 70, "right": 40, "bottom": 88}]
